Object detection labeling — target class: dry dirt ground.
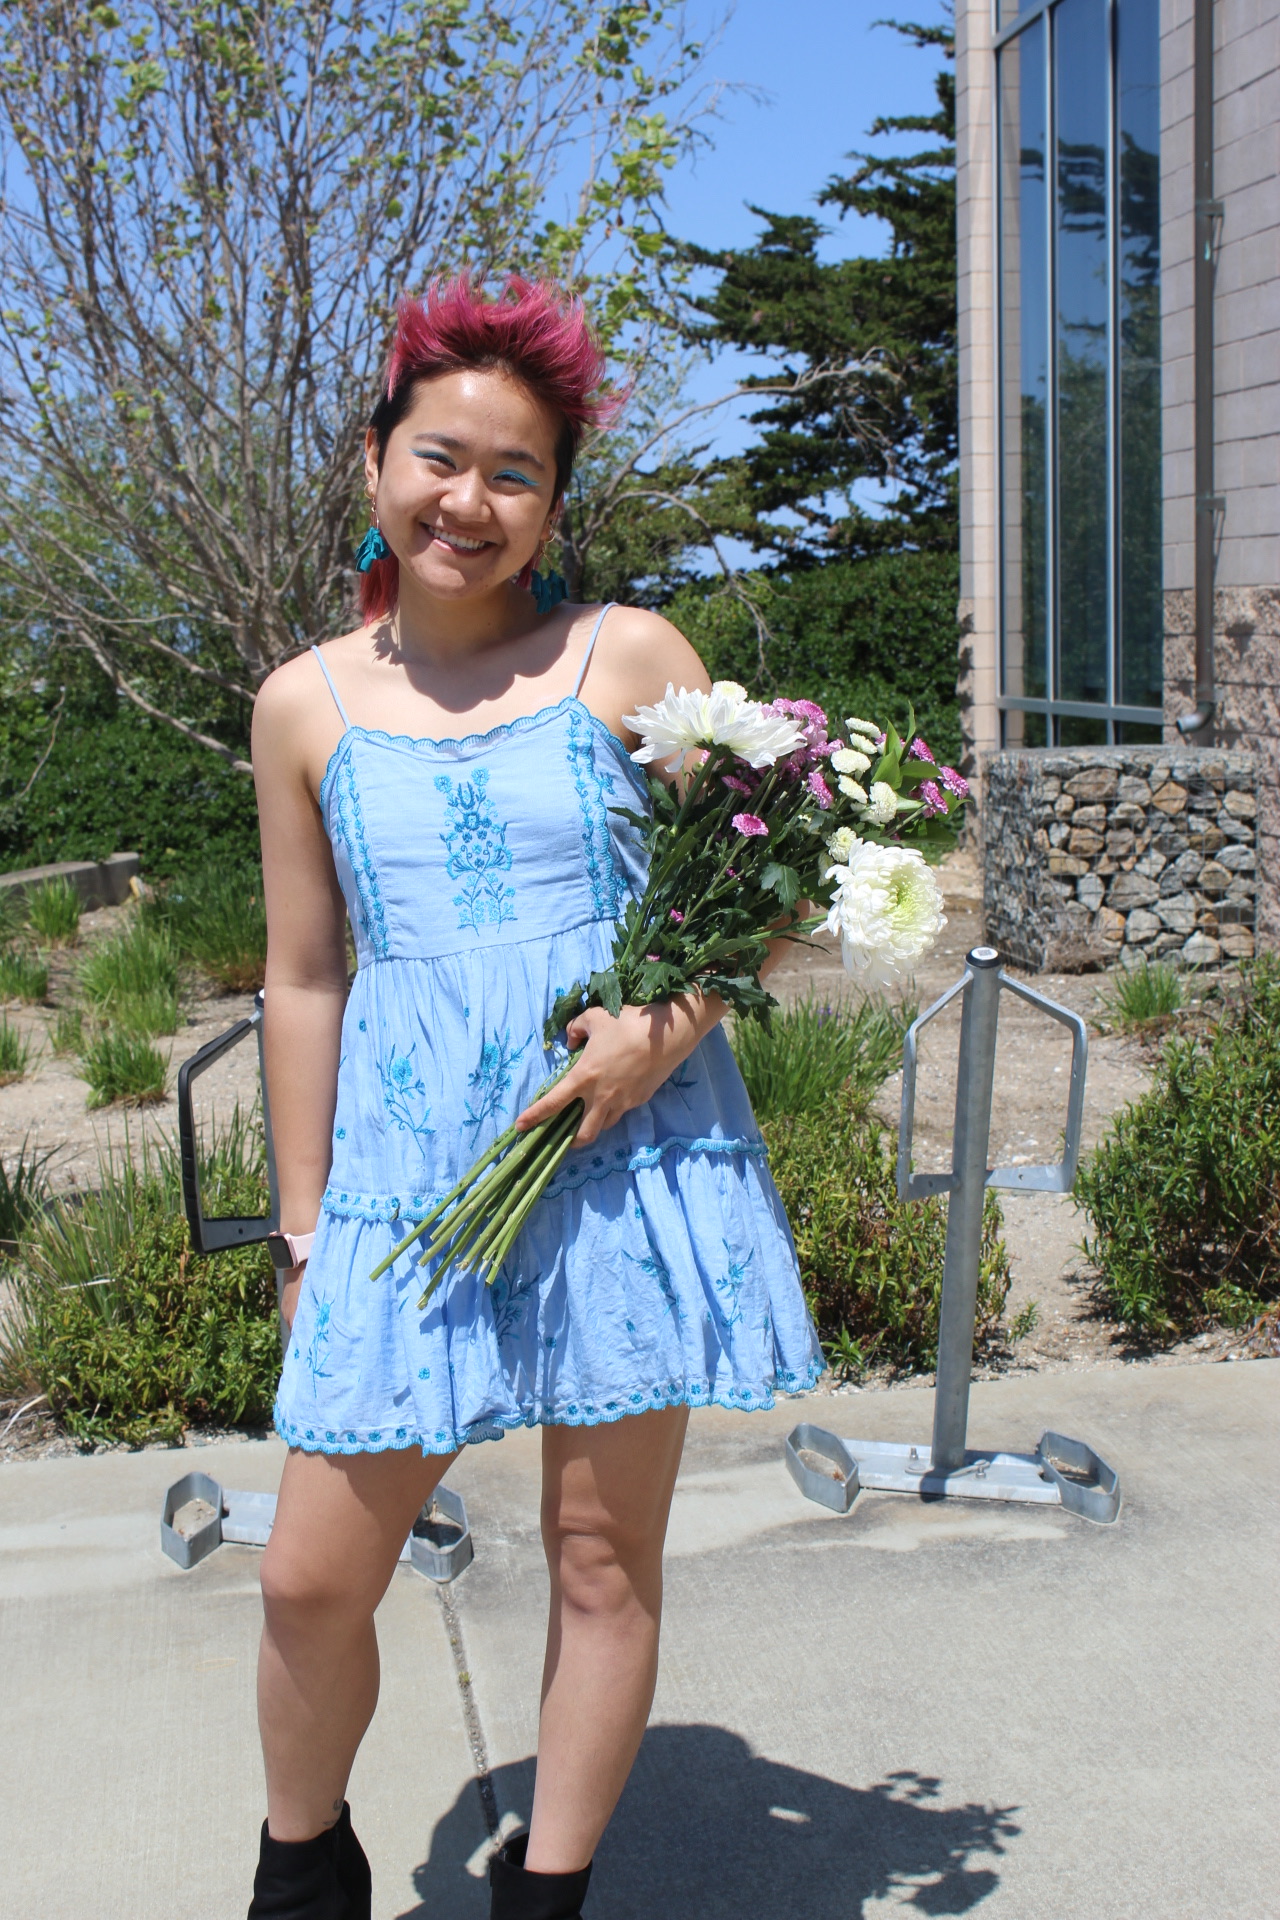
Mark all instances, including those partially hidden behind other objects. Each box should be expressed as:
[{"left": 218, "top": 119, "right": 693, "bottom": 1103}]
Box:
[{"left": 0, "top": 855, "right": 1251, "bottom": 1460}]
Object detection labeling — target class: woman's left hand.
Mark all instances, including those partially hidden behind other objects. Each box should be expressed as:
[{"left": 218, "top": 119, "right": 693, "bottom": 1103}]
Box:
[{"left": 514, "top": 997, "right": 722, "bottom": 1146}]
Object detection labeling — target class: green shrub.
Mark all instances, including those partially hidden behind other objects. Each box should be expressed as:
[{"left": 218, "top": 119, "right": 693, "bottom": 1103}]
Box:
[
  {"left": 732, "top": 993, "right": 911, "bottom": 1123},
  {"left": 0, "top": 1016, "right": 34, "bottom": 1085},
  {"left": 79, "top": 1029, "right": 169, "bottom": 1107},
  {"left": 763, "top": 1097, "right": 1012, "bottom": 1374},
  {"left": 147, "top": 860, "right": 267, "bottom": 992},
  {"left": 24, "top": 875, "right": 81, "bottom": 945},
  {"left": 1076, "top": 954, "right": 1280, "bottom": 1336},
  {"left": 1097, "top": 958, "right": 1184, "bottom": 1032},
  {"left": 0, "top": 1117, "right": 278, "bottom": 1445},
  {"left": 666, "top": 550, "right": 964, "bottom": 769},
  {"left": 110, "top": 987, "right": 182, "bottom": 1037},
  {"left": 0, "top": 688, "right": 260, "bottom": 881},
  {"left": 79, "top": 917, "right": 179, "bottom": 1013},
  {"left": 0, "top": 1139, "right": 54, "bottom": 1247},
  {"left": 0, "top": 948, "right": 49, "bottom": 1003}
]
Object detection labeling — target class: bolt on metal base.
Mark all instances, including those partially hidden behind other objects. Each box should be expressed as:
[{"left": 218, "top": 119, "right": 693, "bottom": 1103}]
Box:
[{"left": 786, "top": 946, "right": 1121, "bottom": 1526}]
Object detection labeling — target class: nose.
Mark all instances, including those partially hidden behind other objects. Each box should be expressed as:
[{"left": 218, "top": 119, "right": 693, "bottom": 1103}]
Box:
[{"left": 437, "top": 465, "right": 488, "bottom": 523}]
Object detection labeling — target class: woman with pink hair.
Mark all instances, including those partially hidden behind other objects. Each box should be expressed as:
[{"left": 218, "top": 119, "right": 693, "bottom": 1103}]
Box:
[{"left": 248, "top": 275, "right": 820, "bottom": 1919}]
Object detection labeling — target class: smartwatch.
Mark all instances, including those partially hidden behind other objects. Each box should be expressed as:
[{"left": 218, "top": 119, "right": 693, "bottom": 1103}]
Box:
[{"left": 266, "top": 1230, "right": 316, "bottom": 1270}]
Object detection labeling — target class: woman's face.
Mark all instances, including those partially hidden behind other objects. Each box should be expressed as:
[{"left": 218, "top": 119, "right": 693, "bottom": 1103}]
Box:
[{"left": 365, "top": 366, "right": 560, "bottom": 606}]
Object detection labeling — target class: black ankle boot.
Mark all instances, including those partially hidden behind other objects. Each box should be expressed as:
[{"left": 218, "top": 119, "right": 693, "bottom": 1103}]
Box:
[
  {"left": 333, "top": 1804, "right": 372, "bottom": 1920},
  {"left": 247, "top": 1809, "right": 353, "bottom": 1919},
  {"left": 490, "top": 1831, "right": 592, "bottom": 1920}
]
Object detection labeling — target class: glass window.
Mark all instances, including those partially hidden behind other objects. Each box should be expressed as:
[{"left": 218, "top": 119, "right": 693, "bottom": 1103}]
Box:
[
  {"left": 996, "top": 0, "right": 1162, "bottom": 742},
  {"left": 1118, "top": 0, "right": 1163, "bottom": 708}
]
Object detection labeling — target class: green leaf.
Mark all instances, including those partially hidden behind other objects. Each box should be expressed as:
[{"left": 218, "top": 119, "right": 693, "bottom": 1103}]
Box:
[
  {"left": 761, "top": 861, "right": 801, "bottom": 909},
  {"left": 588, "top": 967, "right": 624, "bottom": 1017}
]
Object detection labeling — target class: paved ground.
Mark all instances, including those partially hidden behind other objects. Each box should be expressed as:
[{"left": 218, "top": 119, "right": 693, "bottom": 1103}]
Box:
[{"left": 1, "top": 1357, "right": 1277, "bottom": 1918}]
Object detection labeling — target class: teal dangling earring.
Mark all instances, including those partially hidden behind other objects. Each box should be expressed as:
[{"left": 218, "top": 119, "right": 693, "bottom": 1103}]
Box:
[
  {"left": 530, "top": 567, "right": 569, "bottom": 615},
  {"left": 355, "top": 522, "right": 390, "bottom": 572}
]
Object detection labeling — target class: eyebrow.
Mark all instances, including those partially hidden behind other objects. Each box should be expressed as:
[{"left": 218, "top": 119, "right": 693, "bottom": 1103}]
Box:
[{"left": 410, "top": 432, "right": 547, "bottom": 471}]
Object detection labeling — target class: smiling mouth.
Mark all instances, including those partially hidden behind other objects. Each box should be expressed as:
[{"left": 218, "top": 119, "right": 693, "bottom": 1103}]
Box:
[{"left": 427, "top": 526, "right": 491, "bottom": 554}]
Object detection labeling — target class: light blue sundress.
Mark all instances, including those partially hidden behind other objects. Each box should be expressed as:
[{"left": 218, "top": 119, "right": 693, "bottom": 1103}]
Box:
[{"left": 273, "top": 606, "right": 823, "bottom": 1456}]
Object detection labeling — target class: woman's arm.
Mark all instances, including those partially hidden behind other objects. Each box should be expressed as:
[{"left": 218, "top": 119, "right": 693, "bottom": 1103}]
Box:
[{"left": 252, "top": 666, "right": 351, "bottom": 1327}]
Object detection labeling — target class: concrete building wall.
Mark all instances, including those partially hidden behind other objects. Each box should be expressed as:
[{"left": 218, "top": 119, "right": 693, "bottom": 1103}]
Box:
[
  {"left": 955, "top": 0, "right": 999, "bottom": 791},
  {"left": 1160, "top": 0, "right": 1280, "bottom": 943}
]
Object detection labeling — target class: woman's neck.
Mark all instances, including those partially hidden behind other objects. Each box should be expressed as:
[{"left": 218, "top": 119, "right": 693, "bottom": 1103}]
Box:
[{"left": 388, "top": 577, "right": 539, "bottom": 672}]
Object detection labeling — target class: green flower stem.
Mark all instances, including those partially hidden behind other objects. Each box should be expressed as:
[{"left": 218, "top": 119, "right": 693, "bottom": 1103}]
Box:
[{"left": 369, "top": 1051, "right": 582, "bottom": 1281}]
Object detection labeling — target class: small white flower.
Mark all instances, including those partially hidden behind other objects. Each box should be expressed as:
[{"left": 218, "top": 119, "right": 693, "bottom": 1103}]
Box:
[
  {"left": 866, "top": 781, "right": 900, "bottom": 825},
  {"left": 837, "top": 775, "right": 867, "bottom": 803},
  {"left": 624, "top": 682, "right": 805, "bottom": 773},
  {"left": 826, "top": 825, "right": 860, "bottom": 864},
  {"left": 830, "top": 747, "right": 872, "bottom": 776},
  {"left": 825, "top": 842, "right": 946, "bottom": 988},
  {"left": 845, "top": 716, "right": 880, "bottom": 739}
]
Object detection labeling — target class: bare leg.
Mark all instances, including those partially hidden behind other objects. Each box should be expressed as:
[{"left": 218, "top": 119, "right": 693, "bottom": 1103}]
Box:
[
  {"left": 257, "top": 1444, "right": 457, "bottom": 1840},
  {"left": 525, "top": 1406, "right": 689, "bottom": 1873}
]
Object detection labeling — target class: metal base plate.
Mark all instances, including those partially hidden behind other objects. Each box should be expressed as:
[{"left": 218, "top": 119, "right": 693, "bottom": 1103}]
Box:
[
  {"left": 785, "top": 1426, "right": 1120, "bottom": 1525},
  {"left": 161, "top": 1478, "right": 477, "bottom": 1573}
]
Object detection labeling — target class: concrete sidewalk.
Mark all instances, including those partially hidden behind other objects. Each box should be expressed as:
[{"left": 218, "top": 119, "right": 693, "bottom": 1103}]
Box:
[{"left": 1, "top": 1359, "right": 1277, "bottom": 1918}]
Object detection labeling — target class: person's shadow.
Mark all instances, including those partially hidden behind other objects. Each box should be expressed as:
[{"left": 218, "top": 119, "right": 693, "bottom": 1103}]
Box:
[{"left": 402, "top": 1723, "right": 1019, "bottom": 1917}]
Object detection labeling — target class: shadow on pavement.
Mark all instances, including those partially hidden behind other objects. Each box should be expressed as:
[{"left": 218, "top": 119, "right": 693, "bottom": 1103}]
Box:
[{"left": 406, "top": 1724, "right": 1020, "bottom": 1918}]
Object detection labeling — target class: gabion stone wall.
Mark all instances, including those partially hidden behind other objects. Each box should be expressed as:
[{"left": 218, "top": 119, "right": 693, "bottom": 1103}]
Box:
[{"left": 982, "top": 747, "right": 1258, "bottom": 972}]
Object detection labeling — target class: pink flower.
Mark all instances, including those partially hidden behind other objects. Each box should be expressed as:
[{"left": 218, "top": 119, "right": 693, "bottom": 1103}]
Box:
[
  {"left": 908, "top": 738, "right": 935, "bottom": 764},
  {"left": 646, "top": 953, "right": 661, "bottom": 963},
  {"left": 669, "top": 909, "right": 684, "bottom": 924},
  {"left": 731, "top": 812, "right": 769, "bottom": 837},
  {"left": 806, "top": 769, "right": 833, "bottom": 809},
  {"left": 919, "top": 779, "right": 947, "bottom": 815},
  {"left": 722, "top": 774, "right": 753, "bottom": 794},
  {"left": 940, "top": 765, "right": 970, "bottom": 798},
  {"left": 725, "top": 867, "right": 739, "bottom": 879}
]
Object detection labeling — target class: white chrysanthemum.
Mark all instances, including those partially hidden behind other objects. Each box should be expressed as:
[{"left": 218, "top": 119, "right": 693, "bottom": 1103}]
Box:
[
  {"left": 826, "top": 825, "right": 860, "bottom": 864},
  {"left": 825, "top": 843, "right": 946, "bottom": 988},
  {"left": 866, "top": 781, "right": 900, "bottom": 825},
  {"left": 837, "top": 775, "right": 867, "bottom": 803},
  {"left": 623, "top": 682, "right": 805, "bottom": 773},
  {"left": 831, "top": 746, "right": 872, "bottom": 776},
  {"left": 845, "top": 716, "right": 880, "bottom": 739}
]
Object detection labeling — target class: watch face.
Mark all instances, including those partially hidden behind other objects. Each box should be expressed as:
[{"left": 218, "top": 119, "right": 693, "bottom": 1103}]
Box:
[{"left": 266, "top": 1233, "right": 292, "bottom": 1269}]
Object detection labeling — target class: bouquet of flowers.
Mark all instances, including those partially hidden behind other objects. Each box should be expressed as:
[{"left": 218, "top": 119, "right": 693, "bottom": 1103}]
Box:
[{"left": 370, "top": 683, "right": 968, "bottom": 1303}]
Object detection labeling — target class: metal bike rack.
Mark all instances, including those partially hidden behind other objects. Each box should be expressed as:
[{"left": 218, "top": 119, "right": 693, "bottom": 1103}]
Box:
[
  {"left": 165, "top": 996, "right": 474, "bottom": 1581},
  {"left": 787, "top": 945, "right": 1121, "bottom": 1525}
]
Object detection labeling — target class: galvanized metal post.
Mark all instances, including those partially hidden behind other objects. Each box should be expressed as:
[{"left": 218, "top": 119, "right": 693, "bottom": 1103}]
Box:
[{"left": 930, "top": 947, "right": 1003, "bottom": 1473}]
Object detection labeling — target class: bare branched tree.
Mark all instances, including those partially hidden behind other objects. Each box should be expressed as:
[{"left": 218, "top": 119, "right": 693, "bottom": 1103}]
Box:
[{"left": 0, "top": 0, "right": 713, "bottom": 765}]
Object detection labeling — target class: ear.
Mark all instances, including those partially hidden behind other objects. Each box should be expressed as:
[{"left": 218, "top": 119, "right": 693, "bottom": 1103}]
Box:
[{"left": 363, "top": 429, "right": 380, "bottom": 501}]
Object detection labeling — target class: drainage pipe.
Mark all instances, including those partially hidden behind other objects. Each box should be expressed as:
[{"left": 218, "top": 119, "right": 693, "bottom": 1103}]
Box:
[{"left": 1177, "top": 0, "right": 1220, "bottom": 738}]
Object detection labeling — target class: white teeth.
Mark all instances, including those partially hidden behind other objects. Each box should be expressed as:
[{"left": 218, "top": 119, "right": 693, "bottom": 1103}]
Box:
[{"left": 432, "top": 529, "right": 487, "bottom": 552}]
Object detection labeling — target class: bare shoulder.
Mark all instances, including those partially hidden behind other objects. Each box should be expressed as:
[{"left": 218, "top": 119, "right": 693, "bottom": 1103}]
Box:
[
  {"left": 593, "top": 603, "right": 710, "bottom": 708},
  {"left": 252, "top": 629, "right": 361, "bottom": 770}
]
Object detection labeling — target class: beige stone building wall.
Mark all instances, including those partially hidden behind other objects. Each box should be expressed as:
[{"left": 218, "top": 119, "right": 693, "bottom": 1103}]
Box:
[{"left": 1160, "top": 0, "right": 1280, "bottom": 943}]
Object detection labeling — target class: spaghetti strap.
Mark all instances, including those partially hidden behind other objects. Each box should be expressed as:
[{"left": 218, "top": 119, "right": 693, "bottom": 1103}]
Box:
[
  {"left": 571, "top": 602, "right": 614, "bottom": 699},
  {"left": 311, "top": 645, "right": 353, "bottom": 730}
]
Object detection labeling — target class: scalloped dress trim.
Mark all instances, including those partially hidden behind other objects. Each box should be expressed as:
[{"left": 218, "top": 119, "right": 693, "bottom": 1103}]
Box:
[
  {"left": 321, "top": 1135, "right": 770, "bottom": 1223},
  {"left": 273, "top": 1356, "right": 825, "bottom": 1456},
  {"left": 319, "top": 695, "right": 645, "bottom": 817}
]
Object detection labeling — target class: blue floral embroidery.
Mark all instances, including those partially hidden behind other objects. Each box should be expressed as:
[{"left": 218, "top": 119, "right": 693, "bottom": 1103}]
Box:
[
  {"left": 711, "top": 1241, "right": 751, "bottom": 1330},
  {"left": 489, "top": 1265, "right": 540, "bottom": 1341},
  {"left": 464, "top": 1027, "right": 533, "bottom": 1139},
  {"left": 566, "top": 706, "right": 625, "bottom": 919},
  {"left": 626, "top": 1246, "right": 682, "bottom": 1320},
  {"left": 333, "top": 755, "right": 389, "bottom": 956},
  {"left": 305, "top": 1300, "right": 333, "bottom": 1396},
  {"left": 377, "top": 1043, "right": 434, "bottom": 1151},
  {"left": 434, "top": 768, "right": 517, "bottom": 930}
]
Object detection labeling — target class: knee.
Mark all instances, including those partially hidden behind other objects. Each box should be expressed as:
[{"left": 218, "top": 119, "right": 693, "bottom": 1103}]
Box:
[
  {"left": 547, "top": 1522, "right": 659, "bottom": 1622},
  {"left": 259, "top": 1547, "right": 373, "bottom": 1645}
]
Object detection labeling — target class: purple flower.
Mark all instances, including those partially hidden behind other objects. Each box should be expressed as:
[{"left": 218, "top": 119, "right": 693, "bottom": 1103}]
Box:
[
  {"left": 940, "top": 765, "right": 970, "bottom": 798},
  {"left": 919, "top": 779, "right": 947, "bottom": 815},
  {"left": 806, "top": 769, "right": 833, "bottom": 809},
  {"left": 731, "top": 812, "right": 769, "bottom": 837},
  {"left": 908, "top": 737, "right": 935, "bottom": 764},
  {"left": 722, "top": 774, "right": 753, "bottom": 794},
  {"left": 669, "top": 909, "right": 684, "bottom": 924}
]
